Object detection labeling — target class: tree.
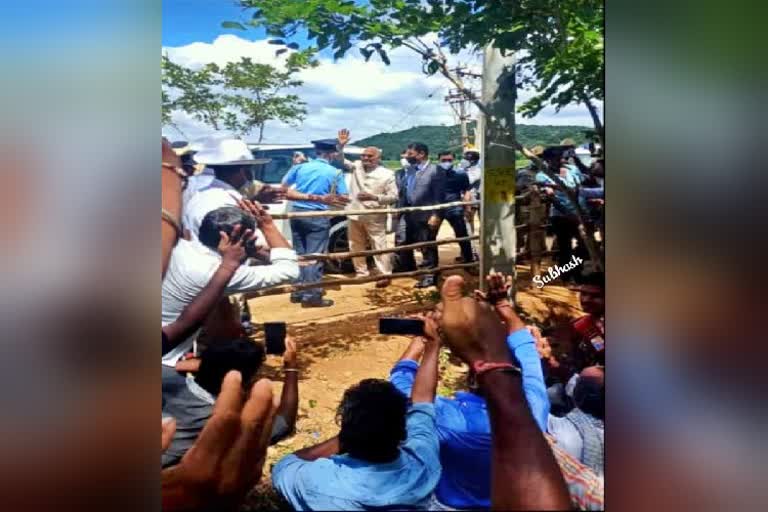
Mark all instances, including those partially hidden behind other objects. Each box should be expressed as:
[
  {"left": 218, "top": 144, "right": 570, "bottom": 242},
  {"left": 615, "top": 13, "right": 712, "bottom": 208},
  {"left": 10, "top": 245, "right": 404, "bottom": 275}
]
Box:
[
  {"left": 162, "top": 52, "right": 313, "bottom": 142},
  {"left": 229, "top": 0, "right": 604, "bottom": 140}
]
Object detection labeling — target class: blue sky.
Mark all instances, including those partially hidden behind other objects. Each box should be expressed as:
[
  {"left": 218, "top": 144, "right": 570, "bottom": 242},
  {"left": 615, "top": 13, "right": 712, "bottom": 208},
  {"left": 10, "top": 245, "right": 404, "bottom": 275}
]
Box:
[
  {"left": 162, "top": 0, "right": 599, "bottom": 143},
  {"left": 162, "top": 0, "right": 258, "bottom": 46}
]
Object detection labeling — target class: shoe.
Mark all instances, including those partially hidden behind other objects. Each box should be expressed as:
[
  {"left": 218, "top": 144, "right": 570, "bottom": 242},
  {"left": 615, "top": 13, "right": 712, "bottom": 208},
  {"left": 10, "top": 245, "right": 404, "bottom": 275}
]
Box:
[
  {"left": 375, "top": 278, "right": 391, "bottom": 288},
  {"left": 290, "top": 295, "right": 303, "bottom": 304},
  {"left": 301, "top": 298, "right": 334, "bottom": 308},
  {"left": 415, "top": 276, "right": 436, "bottom": 288}
]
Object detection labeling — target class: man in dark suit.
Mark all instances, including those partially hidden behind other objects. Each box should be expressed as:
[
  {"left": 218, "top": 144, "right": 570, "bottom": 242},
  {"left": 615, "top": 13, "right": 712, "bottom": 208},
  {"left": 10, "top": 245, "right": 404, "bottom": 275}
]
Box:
[{"left": 394, "top": 142, "right": 446, "bottom": 288}]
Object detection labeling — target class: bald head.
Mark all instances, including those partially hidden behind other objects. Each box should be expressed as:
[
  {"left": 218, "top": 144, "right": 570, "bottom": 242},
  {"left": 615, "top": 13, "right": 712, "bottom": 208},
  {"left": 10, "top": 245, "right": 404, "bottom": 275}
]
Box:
[
  {"left": 361, "top": 147, "right": 382, "bottom": 170},
  {"left": 580, "top": 365, "right": 604, "bottom": 384},
  {"left": 574, "top": 366, "right": 604, "bottom": 420}
]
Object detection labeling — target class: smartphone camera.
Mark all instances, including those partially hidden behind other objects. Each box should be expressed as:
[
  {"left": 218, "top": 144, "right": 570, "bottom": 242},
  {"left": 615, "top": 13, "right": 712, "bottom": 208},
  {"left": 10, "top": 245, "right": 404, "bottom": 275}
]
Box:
[{"left": 264, "top": 322, "right": 287, "bottom": 355}]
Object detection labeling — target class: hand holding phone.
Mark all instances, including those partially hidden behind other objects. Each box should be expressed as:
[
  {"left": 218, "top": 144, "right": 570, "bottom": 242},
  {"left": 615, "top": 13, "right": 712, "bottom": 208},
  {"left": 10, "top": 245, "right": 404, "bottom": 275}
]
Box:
[
  {"left": 379, "top": 317, "right": 425, "bottom": 336},
  {"left": 264, "top": 322, "right": 287, "bottom": 355}
]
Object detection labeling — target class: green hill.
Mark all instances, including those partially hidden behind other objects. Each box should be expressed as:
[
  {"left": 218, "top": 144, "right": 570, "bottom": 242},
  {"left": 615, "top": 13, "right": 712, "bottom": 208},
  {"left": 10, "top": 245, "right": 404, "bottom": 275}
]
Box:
[{"left": 354, "top": 122, "right": 591, "bottom": 160}]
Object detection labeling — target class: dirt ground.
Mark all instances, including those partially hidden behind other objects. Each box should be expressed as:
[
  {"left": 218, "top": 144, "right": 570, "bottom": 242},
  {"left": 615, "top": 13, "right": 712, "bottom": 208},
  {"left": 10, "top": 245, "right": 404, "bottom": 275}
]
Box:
[{"left": 240, "top": 223, "right": 585, "bottom": 510}]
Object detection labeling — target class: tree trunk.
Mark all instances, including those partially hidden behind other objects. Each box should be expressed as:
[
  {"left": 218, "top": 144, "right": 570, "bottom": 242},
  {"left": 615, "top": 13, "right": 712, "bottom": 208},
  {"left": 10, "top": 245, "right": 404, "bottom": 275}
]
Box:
[
  {"left": 257, "top": 123, "right": 265, "bottom": 144},
  {"left": 580, "top": 94, "right": 604, "bottom": 143}
]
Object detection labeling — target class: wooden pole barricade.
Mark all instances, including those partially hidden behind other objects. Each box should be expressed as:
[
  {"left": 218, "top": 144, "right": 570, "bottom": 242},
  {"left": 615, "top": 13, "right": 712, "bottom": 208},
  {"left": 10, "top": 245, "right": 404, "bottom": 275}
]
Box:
[
  {"left": 527, "top": 188, "right": 547, "bottom": 277},
  {"left": 243, "top": 263, "right": 478, "bottom": 299},
  {"left": 300, "top": 236, "right": 479, "bottom": 261},
  {"left": 271, "top": 200, "right": 479, "bottom": 219}
]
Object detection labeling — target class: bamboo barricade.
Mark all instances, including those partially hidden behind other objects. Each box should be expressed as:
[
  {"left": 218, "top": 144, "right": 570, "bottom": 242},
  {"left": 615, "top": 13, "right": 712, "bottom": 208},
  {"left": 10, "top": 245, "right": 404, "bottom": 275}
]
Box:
[
  {"left": 240, "top": 190, "right": 563, "bottom": 298},
  {"left": 270, "top": 200, "right": 479, "bottom": 219},
  {"left": 300, "top": 236, "right": 479, "bottom": 261},
  {"left": 243, "top": 263, "right": 478, "bottom": 299}
]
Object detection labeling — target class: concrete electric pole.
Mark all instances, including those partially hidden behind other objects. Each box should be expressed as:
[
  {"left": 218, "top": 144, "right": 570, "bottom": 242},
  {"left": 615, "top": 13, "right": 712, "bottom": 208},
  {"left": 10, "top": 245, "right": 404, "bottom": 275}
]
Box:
[{"left": 478, "top": 45, "right": 517, "bottom": 290}]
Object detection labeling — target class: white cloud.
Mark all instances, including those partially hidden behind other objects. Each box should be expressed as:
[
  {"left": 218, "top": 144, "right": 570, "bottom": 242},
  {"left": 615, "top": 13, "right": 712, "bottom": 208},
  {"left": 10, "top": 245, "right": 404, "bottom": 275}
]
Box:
[{"left": 162, "top": 35, "right": 600, "bottom": 144}]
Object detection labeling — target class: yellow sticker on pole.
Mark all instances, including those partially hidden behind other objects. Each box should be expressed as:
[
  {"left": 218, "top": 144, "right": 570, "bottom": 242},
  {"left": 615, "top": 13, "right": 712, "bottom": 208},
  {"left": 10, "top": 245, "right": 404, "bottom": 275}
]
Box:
[{"left": 483, "top": 167, "right": 516, "bottom": 203}]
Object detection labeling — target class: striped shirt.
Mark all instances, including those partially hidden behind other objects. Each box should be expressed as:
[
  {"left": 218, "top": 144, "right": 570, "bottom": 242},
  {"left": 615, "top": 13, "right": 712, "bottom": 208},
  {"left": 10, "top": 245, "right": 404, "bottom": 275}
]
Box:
[{"left": 546, "top": 434, "right": 605, "bottom": 510}]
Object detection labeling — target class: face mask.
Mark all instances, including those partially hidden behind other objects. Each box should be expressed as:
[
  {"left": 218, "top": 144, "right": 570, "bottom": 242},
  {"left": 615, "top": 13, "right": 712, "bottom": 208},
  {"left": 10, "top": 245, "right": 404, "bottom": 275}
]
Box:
[
  {"left": 400, "top": 158, "right": 409, "bottom": 168},
  {"left": 406, "top": 156, "right": 419, "bottom": 165},
  {"left": 439, "top": 161, "right": 453, "bottom": 170}
]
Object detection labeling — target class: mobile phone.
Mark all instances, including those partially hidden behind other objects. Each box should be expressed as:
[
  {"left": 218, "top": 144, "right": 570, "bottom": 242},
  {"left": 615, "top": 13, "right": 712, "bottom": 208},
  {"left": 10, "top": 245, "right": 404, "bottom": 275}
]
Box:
[
  {"left": 379, "top": 317, "right": 425, "bottom": 336},
  {"left": 264, "top": 322, "right": 287, "bottom": 355}
]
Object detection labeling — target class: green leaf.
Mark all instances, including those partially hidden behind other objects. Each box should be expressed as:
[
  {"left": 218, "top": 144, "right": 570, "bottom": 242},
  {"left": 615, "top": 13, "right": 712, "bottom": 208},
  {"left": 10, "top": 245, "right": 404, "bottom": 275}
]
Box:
[
  {"left": 360, "top": 48, "right": 373, "bottom": 61},
  {"left": 221, "top": 21, "right": 246, "bottom": 30},
  {"left": 377, "top": 48, "right": 391, "bottom": 65}
]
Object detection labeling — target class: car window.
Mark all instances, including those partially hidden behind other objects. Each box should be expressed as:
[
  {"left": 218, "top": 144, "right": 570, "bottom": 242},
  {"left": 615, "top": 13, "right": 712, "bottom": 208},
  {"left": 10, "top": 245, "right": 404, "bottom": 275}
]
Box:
[{"left": 252, "top": 149, "right": 315, "bottom": 184}]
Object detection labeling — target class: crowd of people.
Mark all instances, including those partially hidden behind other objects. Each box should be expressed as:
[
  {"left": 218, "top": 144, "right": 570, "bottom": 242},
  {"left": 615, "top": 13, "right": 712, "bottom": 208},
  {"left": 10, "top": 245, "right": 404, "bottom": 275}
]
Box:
[
  {"left": 161, "top": 133, "right": 605, "bottom": 511},
  {"left": 517, "top": 139, "right": 605, "bottom": 281}
]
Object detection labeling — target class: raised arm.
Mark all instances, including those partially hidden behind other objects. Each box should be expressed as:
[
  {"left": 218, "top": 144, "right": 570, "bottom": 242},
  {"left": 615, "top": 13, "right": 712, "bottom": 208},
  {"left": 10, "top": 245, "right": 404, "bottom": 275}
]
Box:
[
  {"left": 476, "top": 272, "right": 549, "bottom": 430},
  {"left": 410, "top": 314, "right": 441, "bottom": 404},
  {"left": 162, "top": 227, "right": 249, "bottom": 353},
  {"left": 438, "top": 275, "right": 571, "bottom": 511},
  {"left": 273, "top": 337, "right": 299, "bottom": 439},
  {"left": 237, "top": 198, "right": 289, "bottom": 249}
]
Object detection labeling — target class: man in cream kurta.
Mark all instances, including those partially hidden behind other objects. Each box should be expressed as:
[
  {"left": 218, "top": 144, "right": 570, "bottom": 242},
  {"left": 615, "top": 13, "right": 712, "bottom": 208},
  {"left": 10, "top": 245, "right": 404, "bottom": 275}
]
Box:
[{"left": 339, "top": 138, "right": 398, "bottom": 287}]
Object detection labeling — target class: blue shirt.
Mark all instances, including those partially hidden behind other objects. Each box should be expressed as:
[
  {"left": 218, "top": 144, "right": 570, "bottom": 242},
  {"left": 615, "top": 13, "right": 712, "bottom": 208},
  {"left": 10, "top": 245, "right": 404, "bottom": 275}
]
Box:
[
  {"left": 404, "top": 161, "right": 428, "bottom": 205},
  {"left": 535, "top": 165, "right": 586, "bottom": 217},
  {"left": 272, "top": 402, "right": 441, "bottom": 511},
  {"left": 389, "top": 329, "right": 549, "bottom": 509},
  {"left": 282, "top": 158, "right": 348, "bottom": 211}
]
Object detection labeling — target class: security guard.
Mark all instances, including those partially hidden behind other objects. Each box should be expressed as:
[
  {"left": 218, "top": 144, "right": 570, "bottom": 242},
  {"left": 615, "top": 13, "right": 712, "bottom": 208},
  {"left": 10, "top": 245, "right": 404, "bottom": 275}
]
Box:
[{"left": 281, "top": 138, "right": 350, "bottom": 307}]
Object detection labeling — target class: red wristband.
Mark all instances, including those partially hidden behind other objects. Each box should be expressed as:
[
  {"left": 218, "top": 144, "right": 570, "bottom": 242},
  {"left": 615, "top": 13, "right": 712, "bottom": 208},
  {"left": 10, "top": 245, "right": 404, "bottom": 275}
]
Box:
[{"left": 471, "top": 360, "right": 520, "bottom": 376}]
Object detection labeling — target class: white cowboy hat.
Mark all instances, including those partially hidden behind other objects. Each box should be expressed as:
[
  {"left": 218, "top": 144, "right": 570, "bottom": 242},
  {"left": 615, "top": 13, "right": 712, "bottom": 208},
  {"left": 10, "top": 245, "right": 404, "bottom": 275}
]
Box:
[{"left": 191, "top": 135, "right": 269, "bottom": 166}]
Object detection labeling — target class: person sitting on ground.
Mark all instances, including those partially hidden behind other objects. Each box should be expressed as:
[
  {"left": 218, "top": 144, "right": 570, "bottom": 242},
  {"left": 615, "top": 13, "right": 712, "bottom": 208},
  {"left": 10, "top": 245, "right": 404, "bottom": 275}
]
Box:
[
  {"left": 161, "top": 203, "right": 299, "bottom": 369},
  {"left": 162, "top": 336, "right": 300, "bottom": 468},
  {"left": 548, "top": 365, "right": 605, "bottom": 476},
  {"left": 271, "top": 321, "right": 442, "bottom": 510},
  {"left": 571, "top": 270, "right": 605, "bottom": 367},
  {"left": 389, "top": 273, "right": 549, "bottom": 510}
]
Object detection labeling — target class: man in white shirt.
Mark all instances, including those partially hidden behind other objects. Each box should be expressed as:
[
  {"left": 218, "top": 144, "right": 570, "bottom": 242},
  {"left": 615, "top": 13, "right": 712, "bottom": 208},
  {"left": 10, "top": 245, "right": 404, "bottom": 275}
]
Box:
[
  {"left": 181, "top": 136, "right": 284, "bottom": 241},
  {"left": 337, "top": 130, "right": 398, "bottom": 287},
  {"left": 162, "top": 204, "right": 299, "bottom": 367}
]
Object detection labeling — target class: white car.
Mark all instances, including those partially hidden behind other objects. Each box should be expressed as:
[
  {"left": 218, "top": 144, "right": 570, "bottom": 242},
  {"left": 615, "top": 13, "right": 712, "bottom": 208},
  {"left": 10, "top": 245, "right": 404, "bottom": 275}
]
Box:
[{"left": 248, "top": 143, "right": 367, "bottom": 273}]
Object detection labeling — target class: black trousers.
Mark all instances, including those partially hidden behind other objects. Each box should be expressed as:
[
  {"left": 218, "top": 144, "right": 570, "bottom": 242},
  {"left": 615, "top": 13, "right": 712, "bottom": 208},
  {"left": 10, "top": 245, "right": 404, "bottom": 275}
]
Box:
[
  {"left": 396, "top": 213, "right": 438, "bottom": 273},
  {"left": 442, "top": 208, "right": 474, "bottom": 263},
  {"left": 550, "top": 215, "right": 585, "bottom": 276}
]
